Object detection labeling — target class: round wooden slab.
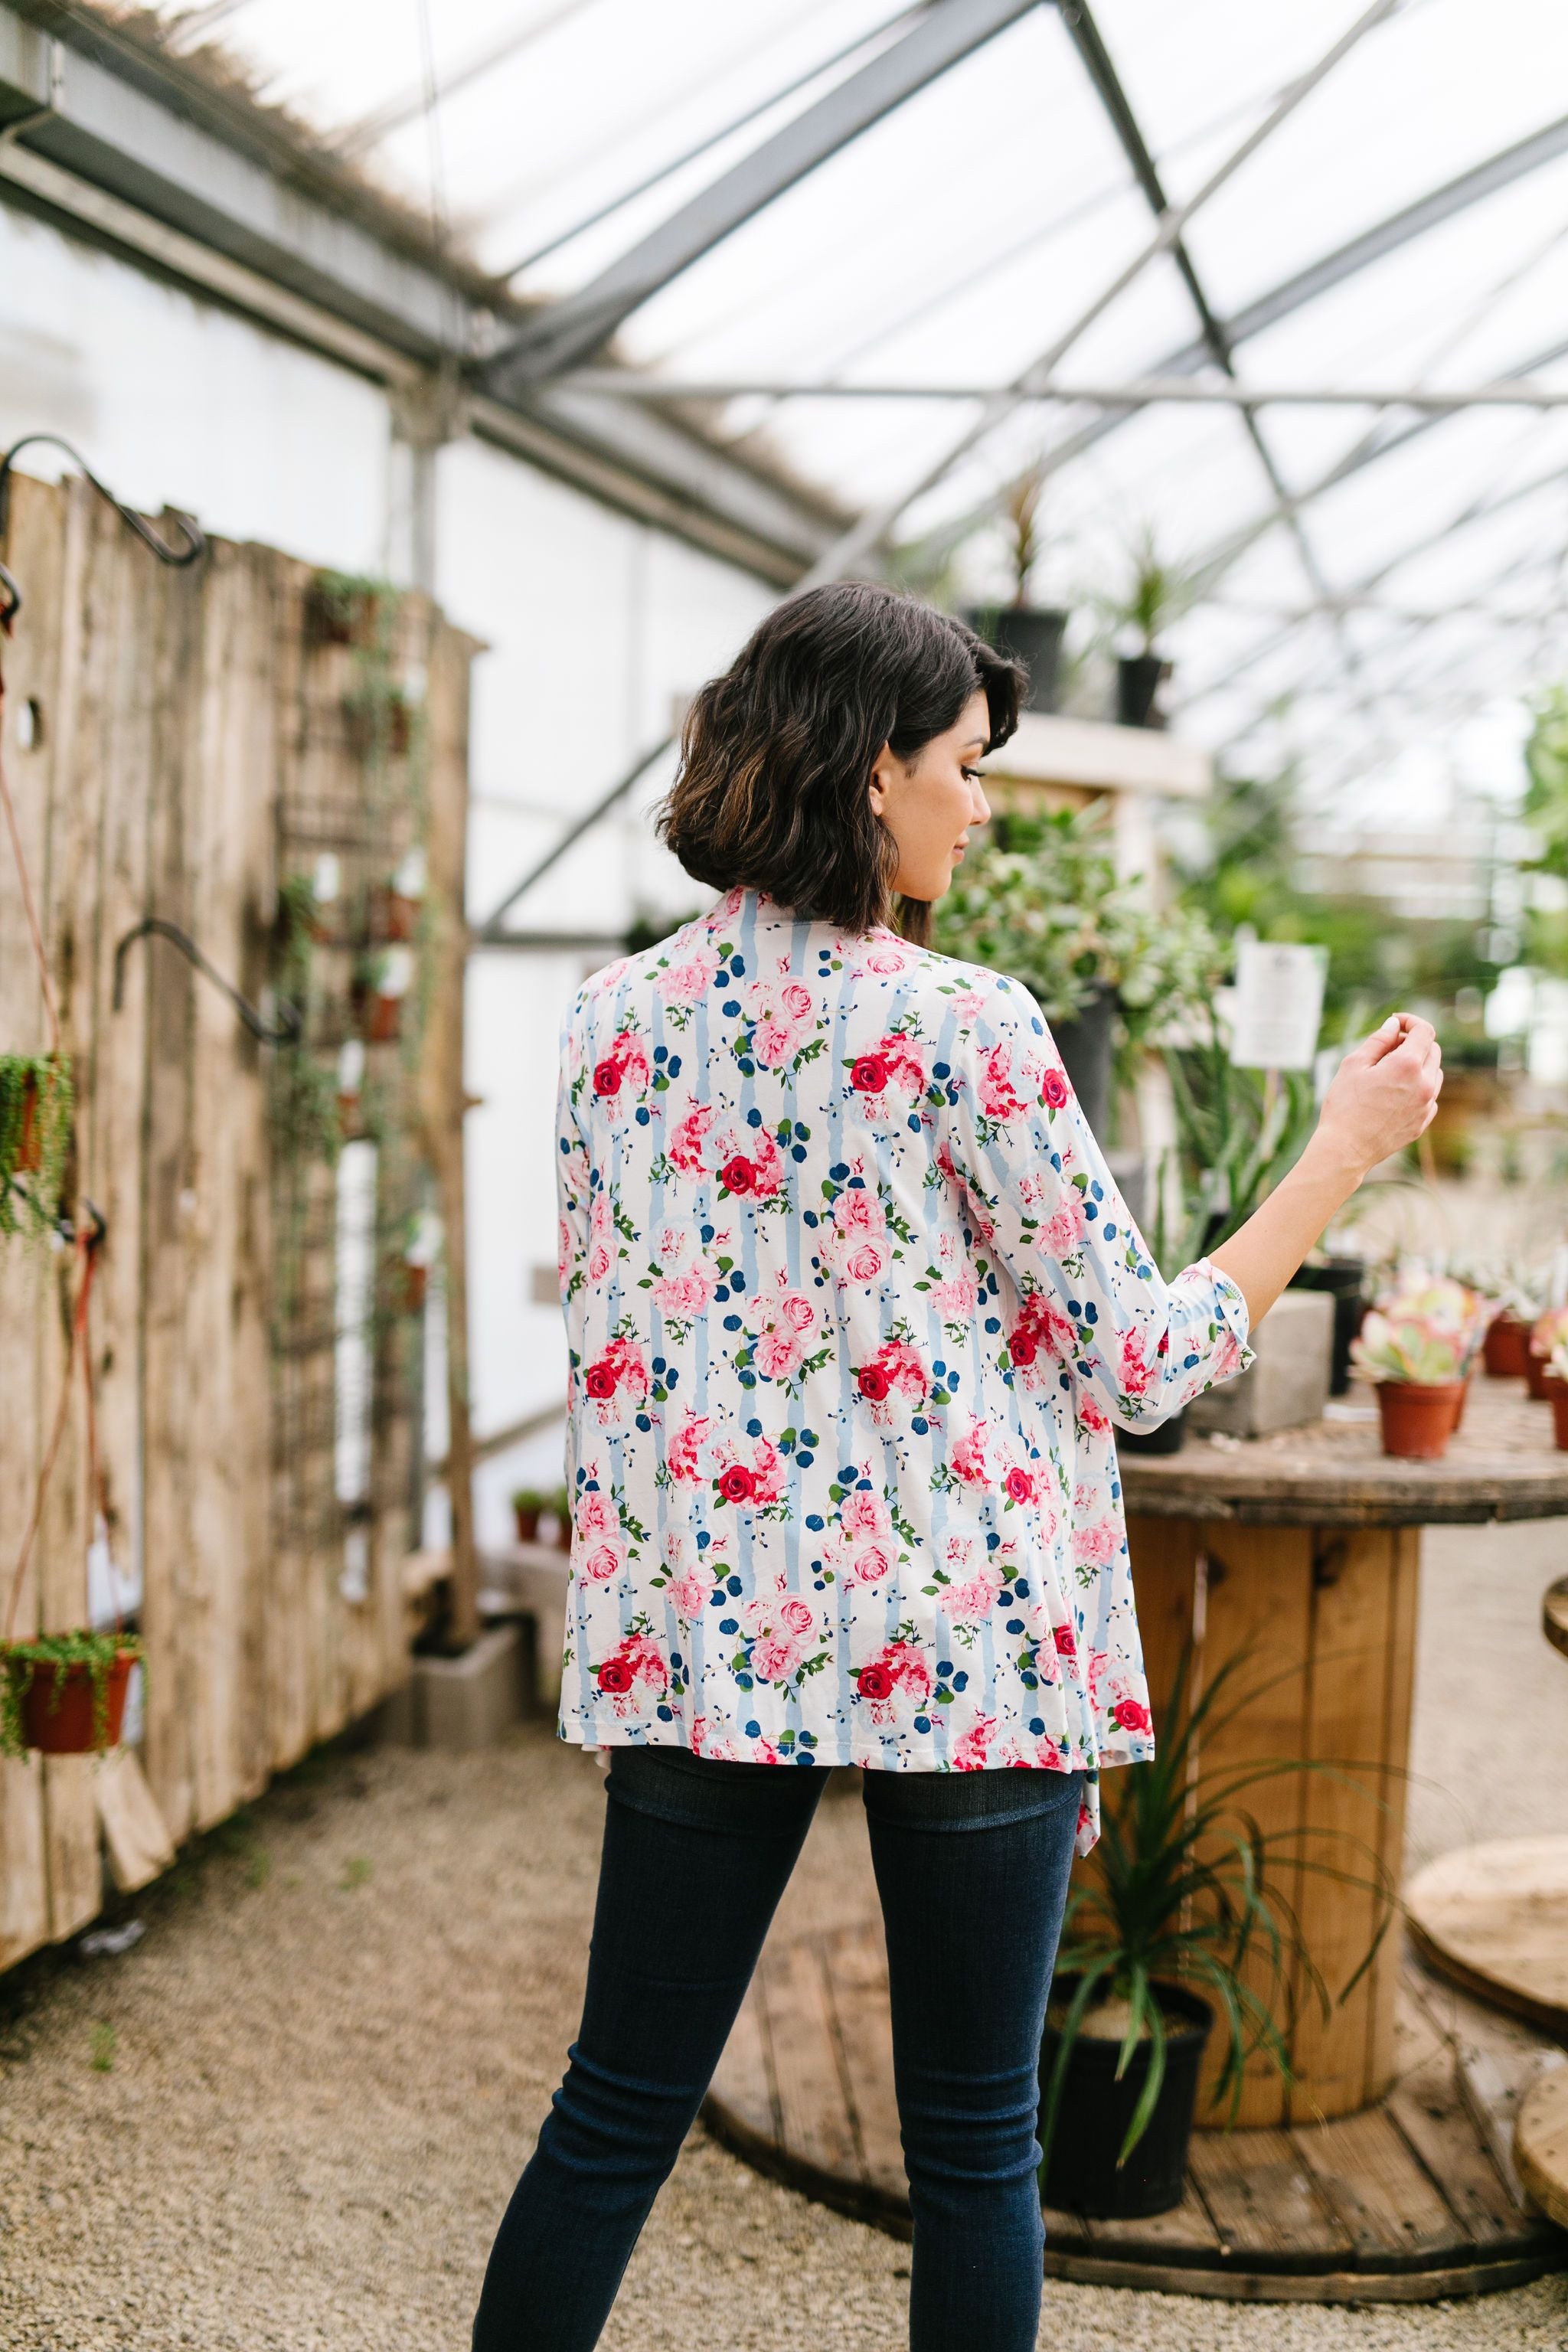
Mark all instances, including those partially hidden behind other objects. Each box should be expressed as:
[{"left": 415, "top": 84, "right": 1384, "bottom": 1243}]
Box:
[
  {"left": 1545, "top": 1575, "right": 1568, "bottom": 1664},
  {"left": 1517, "top": 2065, "right": 1568, "bottom": 2232},
  {"left": 1406, "top": 1838, "right": 1568, "bottom": 2039},
  {"left": 1121, "top": 1385, "right": 1568, "bottom": 1529}
]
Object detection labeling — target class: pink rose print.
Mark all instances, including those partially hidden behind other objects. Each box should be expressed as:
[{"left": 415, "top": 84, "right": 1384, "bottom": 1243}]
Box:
[
  {"left": 978, "top": 1044, "right": 1027, "bottom": 1123},
  {"left": 716, "top": 1125, "right": 785, "bottom": 1201},
  {"left": 746, "top": 977, "right": 815, "bottom": 1068},
  {"left": 929, "top": 1272, "right": 980, "bottom": 1321},
  {"left": 952, "top": 1715, "right": 998, "bottom": 1770},
  {"left": 655, "top": 946, "right": 719, "bottom": 1007},
  {"left": 1072, "top": 1517, "right": 1119, "bottom": 1569},
  {"left": 1053, "top": 1624, "right": 1076, "bottom": 1658},
  {"left": 778, "top": 1596, "right": 815, "bottom": 1638},
  {"left": 1040, "top": 1065, "right": 1071, "bottom": 1109},
  {"left": 858, "top": 1661, "right": 893, "bottom": 1700},
  {"left": 1077, "top": 1391, "right": 1110, "bottom": 1436},
  {"left": 668, "top": 1411, "right": 710, "bottom": 1483},
  {"left": 593, "top": 1634, "right": 668, "bottom": 1713},
  {"left": 750, "top": 1635, "right": 799, "bottom": 1682},
  {"left": 938, "top": 1538, "right": 1005, "bottom": 1625},
  {"left": 1112, "top": 1696, "right": 1151, "bottom": 1734},
  {"left": 852, "top": 1335, "right": 928, "bottom": 1420},
  {"left": 1008, "top": 1294, "right": 1076, "bottom": 1386},
  {"left": 1040, "top": 1197, "right": 1086, "bottom": 1258},
  {"left": 580, "top": 1540, "right": 626, "bottom": 1583},
  {"left": 849, "top": 1540, "right": 897, "bottom": 1585},
  {"left": 747, "top": 1279, "right": 818, "bottom": 1383},
  {"left": 1119, "top": 1328, "right": 1154, "bottom": 1396},
  {"left": 668, "top": 1102, "right": 716, "bottom": 1174},
  {"left": 714, "top": 1436, "right": 785, "bottom": 1510},
  {"left": 575, "top": 1488, "right": 618, "bottom": 1542},
  {"left": 949, "top": 1420, "right": 990, "bottom": 1486},
  {"left": 863, "top": 939, "right": 914, "bottom": 975},
  {"left": 583, "top": 1334, "right": 649, "bottom": 1421},
  {"left": 1004, "top": 1465, "right": 1037, "bottom": 1506},
  {"left": 839, "top": 1489, "right": 891, "bottom": 1540},
  {"left": 851, "top": 1054, "right": 888, "bottom": 1093}
]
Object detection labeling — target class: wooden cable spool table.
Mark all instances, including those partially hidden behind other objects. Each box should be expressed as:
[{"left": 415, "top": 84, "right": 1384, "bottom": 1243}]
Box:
[{"left": 707, "top": 1382, "right": 1568, "bottom": 2301}]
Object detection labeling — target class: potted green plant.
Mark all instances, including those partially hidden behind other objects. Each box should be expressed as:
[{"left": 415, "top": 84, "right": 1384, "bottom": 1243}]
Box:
[
  {"left": 1, "top": 1628, "right": 144, "bottom": 1758},
  {"left": 1040, "top": 1640, "right": 1393, "bottom": 2217},
  {"left": 1350, "top": 1277, "right": 1489, "bottom": 1458},
  {"left": 550, "top": 1485, "right": 573, "bottom": 1554},
  {"left": 1096, "top": 527, "right": 1201, "bottom": 727},
  {"left": 511, "top": 1487, "right": 547, "bottom": 1545},
  {"left": 933, "top": 808, "right": 1221, "bottom": 1139},
  {"left": 0, "top": 1050, "right": 73, "bottom": 1244},
  {"left": 352, "top": 946, "right": 413, "bottom": 1045},
  {"left": 967, "top": 465, "right": 1067, "bottom": 714},
  {"left": 305, "top": 568, "right": 387, "bottom": 650},
  {"left": 1532, "top": 1307, "right": 1568, "bottom": 1403}
]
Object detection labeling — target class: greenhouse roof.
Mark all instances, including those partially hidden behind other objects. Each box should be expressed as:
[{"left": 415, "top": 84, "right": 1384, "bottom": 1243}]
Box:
[{"left": 22, "top": 0, "right": 1568, "bottom": 805}]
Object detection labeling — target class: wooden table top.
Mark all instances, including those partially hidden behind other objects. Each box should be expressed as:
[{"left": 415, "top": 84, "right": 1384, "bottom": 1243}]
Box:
[{"left": 1121, "top": 1381, "right": 1568, "bottom": 1528}]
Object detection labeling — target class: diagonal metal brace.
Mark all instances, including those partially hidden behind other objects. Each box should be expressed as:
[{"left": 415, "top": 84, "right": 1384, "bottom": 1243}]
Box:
[{"left": 113, "top": 918, "right": 302, "bottom": 1044}]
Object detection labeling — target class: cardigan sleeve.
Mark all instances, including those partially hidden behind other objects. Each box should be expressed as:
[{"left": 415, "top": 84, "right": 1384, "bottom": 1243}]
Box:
[{"left": 936, "top": 971, "right": 1254, "bottom": 1433}]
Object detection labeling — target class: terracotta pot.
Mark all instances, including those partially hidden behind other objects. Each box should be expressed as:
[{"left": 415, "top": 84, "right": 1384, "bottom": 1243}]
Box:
[
  {"left": 1484, "top": 1313, "right": 1530, "bottom": 1379},
  {"left": 1450, "top": 1374, "right": 1472, "bottom": 1433},
  {"left": 1527, "top": 1348, "right": 1551, "bottom": 1401},
  {"left": 1376, "top": 1380, "right": 1465, "bottom": 1460},
  {"left": 352, "top": 983, "right": 402, "bottom": 1045},
  {"left": 554, "top": 1511, "right": 573, "bottom": 1555},
  {"left": 366, "top": 885, "right": 420, "bottom": 942},
  {"left": 11, "top": 1648, "right": 136, "bottom": 1754},
  {"left": 400, "top": 1261, "right": 429, "bottom": 1315},
  {"left": 513, "top": 1504, "right": 541, "bottom": 1545},
  {"left": 1553, "top": 1389, "right": 1568, "bottom": 1452}
]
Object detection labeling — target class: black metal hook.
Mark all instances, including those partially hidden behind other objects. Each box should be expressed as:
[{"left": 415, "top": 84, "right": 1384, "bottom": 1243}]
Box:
[
  {"left": 0, "top": 434, "right": 206, "bottom": 633},
  {"left": 5, "top": 1180, "right": 105, "bottom": 1251},
  {"left": 113, "top": 918, "right": 302, "bottom": 1044}
]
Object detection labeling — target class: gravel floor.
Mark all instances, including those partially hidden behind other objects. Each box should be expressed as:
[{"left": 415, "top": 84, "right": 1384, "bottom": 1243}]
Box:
[{"left": 0, "top": 1521, "right": 1563, "bottom": 2351}]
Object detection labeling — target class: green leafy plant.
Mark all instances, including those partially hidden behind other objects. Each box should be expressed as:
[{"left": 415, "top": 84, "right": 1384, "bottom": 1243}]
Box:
[
  {"left": 0, "top": 1628, "right": 145, "bottom": 1760},
  {"left": 0, "top": 1051, "right": 74, "bottom": 1245},
  {"left": 933, "top": 808, "right": 1222, "bottom": 1044},
  {"left": 305, "top": 569, "right": 390, "bottom": 651},
  {"left": 1152, "top": 1010, "right": 1318, "bottom": 1276},
  {"left": 511, "top": 1486, "right": 547, "bottom": 1514},
  {"left": 1041, "top": 1641, "right": 1395, "bottom": 2173},
  {"left": 1349, "top": 1276, "right": 1490, "bottom": 1385},
  {"left": 1002, "top": 463, "right": 1045, "bottom": 605},
  {"left": 1094, "top": 525, "right": 1203, "bottom": 655}
]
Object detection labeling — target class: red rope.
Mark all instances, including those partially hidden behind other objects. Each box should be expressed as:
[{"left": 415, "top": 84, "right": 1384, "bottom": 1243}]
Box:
[{"left": 4, "top": 1236, "right": 96, "bottom": 1645}]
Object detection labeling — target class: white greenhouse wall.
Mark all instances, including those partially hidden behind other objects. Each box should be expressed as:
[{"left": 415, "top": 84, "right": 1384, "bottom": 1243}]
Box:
[{"left": 0, "top": 199, "right": 776, "bottom": 1548}]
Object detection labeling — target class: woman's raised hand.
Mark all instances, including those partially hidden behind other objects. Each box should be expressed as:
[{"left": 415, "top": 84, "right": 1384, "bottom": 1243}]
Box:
[{"left": 1315, "top": 1014, "right": 1444, "bottom": 1181}]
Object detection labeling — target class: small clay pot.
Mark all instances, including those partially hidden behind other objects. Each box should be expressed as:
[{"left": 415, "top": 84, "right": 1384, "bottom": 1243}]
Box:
[
  {"left": 365, "top": 884, "right": 420, "bottom": 943},
  {"left": 1450, "top": 1375, "right": 1472, "bottom": 1433},
  {"left": 1484, "top": 1314, "right": 1530, "bottom": 1380},
  {"left": 352, "top": 983, "right": 402, "bottom": 1045},
  {"left": 513, "top": 1504, "right": 541, "bottom": 1545},
  {"left": 1552, "top": 1387, "right": 1568, "bottom": 1452},
  {"left": 1527, "top": 1348, "right": 1551, "bottom": 1402},
  {"left": 554, "top": 1511, "right": 573, "bottom": 1555},
  {"left": 401, "top": 1261, "right": 429, "bottom": 1315},
  {"left": 11, "top": 1648, "right": 137, "bottom": 1754},
  {"left": 1376, "top": 1380, "right": 1465, "bottom": 1461}
]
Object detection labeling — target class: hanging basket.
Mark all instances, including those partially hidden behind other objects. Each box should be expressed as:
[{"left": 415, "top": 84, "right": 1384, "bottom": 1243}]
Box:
[{"left": 2, "top": 1636, "right": 142, "bottom": 1758}]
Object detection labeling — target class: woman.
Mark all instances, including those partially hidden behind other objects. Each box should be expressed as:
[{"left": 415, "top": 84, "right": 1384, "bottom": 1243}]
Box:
[{"left": 472, "top": 583, "right": 1441, "bottom": 2352}]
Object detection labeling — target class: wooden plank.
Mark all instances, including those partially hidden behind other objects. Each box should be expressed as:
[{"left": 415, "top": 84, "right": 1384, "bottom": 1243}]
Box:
[
  {"left": 1515, "top": 2063, "right": 1568, "bottom": 2231},
  {"left": 1291, "top": 2104, "right": 1463, "bottom": 2264},
  {"left": 757, "top": 1936, "right": 864, "bottom": 2189},
  {"left": 1284, "top": 1527, "right": 1409, "bottom": 2122},
  {"left": 1406, "top": 1835, "right": 1568, "bottom": 2040},
  {"left": 1544, "top": 1574, "right": 1568, "bottom": 1662},
  {"left": 1191, "top": 1523, "right": 1315, "bottom": 2128},
  {"left": 1076, "top": 2175, "right": 1227, "bottom": 2259},
  {"left": 421, "top": 609, "right": 480, "bottom": 1648},
  {"left": 94, "top": 1748, "right": 177, "bottom": 1893},
  {"left": 1184, "top": 2125, "right": 1354, "bottom": 2264},
  {"left": 711, "top": 1982, "right": 778, "bottom": 2148},
  {"left": 1387, "top": 2046, "right": 1537, "bottom": 2246},
  {"left": 825, "top": 1920, "right": 906, "bottom": 2205}
]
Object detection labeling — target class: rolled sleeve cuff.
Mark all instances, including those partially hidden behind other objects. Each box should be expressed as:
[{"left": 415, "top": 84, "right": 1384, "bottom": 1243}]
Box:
[{"left": 1191, "top": 1256, "right": 1256, "bottom": 1379}]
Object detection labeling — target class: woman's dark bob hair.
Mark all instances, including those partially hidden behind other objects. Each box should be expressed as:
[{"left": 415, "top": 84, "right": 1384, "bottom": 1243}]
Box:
[{"left": 656, "top": 581, "right": 1025, "bottom": 944}]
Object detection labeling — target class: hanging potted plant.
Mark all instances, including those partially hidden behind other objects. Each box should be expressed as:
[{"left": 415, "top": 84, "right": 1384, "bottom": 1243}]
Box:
[
  {"left": 366, "top": 845, "right": 426, "bottom": 943},
  {"left": 1095, "top": 527, "right": 1201, "bottom": 727},
  {"left": 1349, "top": 1277, "right": 1489, "bottom": 1458},
  {"left": 0, "top": 1050, "right": 73, "bottom": 1243},
  {"left": 511, "top": 1487, "right": 547, "bottom": 1545},
  {"left": 345, "top": 678, "right": 416, "bottom": 760},
  {"left": 1040, "top": 1641, "right": 1393, "bottom": 2217},
  {"left": 305, "top": 568, "right": 387, "bottom": 651},
  {"left": 966, "top": 465, "right": 1068, "bottom": 714},
  {"left": 352, "top": 945, "right": 414, "bottom": 1045},
  {"left": 1, "top": 1628, "right": 144, "bottom": 1758}
]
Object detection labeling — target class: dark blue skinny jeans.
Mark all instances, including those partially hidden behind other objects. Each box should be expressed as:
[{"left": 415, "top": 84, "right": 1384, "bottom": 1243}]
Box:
[{"left": 471, "top": 1746, "right": 1086, "bottom": 2352}]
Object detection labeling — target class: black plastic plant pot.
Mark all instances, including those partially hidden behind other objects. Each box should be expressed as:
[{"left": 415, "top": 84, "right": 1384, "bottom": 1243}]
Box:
[
  {"left": 1048, "top": 983, "right": 1116, "bottom": 1142},
  {"left": 1038, "top": 1978, "right": 1214, "bottom": 2219},
  {"left": 1116, "top": 652, "right": 1169, "bottom": 728},
  {"left": 1289, "top": 1257, "right": 1368, "bottom": 1397},
  {"left": 1119, "top": 1407, "right": 1187, "bottom": 1455},
  {"left": 989, "top": 606, "right": 1068, "bottom": 714}
]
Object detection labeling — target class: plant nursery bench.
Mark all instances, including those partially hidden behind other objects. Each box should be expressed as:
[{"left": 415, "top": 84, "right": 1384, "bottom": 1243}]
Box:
[{"left": 704, "top": 1383, "right": 1568, "bottom": 2302}]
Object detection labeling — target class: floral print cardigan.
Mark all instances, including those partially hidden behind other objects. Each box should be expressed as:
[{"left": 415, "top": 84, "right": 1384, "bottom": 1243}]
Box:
[{"left": 554, "top": 886, "right": 1252, "bottom": 1856}]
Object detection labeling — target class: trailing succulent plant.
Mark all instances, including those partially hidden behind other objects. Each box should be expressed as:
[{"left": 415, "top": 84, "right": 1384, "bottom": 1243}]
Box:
[
  {"left": 0, "top": 1050, "right": 74, "bottom": 1246},
  {"left": 0, "top": 1628, "right": 145, "bottom": 1760}
]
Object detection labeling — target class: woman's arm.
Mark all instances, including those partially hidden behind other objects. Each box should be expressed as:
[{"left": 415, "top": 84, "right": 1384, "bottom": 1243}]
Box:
[{"left": 1209, "top": 1013, "right": 1442, "bottom": 1328}]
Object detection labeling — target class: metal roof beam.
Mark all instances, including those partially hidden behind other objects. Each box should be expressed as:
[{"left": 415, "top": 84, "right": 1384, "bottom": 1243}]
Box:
[
  {"left": 554, "top": 372, "right": 1568, "bottom": 407},
  {"left": 479, "top": 0, "right": 1043, "bottom": 397},
  {"left": 795, "top": 0, "right": 1400, "bottom": 587}
]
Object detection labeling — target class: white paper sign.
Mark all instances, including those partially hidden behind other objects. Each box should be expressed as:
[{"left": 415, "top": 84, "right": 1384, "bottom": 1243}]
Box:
[{"left": 1228, "top": 940, "right": 1328, "bottom": 1071}]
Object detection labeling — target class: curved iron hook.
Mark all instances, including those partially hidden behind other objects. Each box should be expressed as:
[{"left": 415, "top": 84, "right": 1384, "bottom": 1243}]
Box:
[
  {"left": 113, "top": 918, "right": 302, "bottom": 1045},
  {"left": 0, "top": 433, "right": 206, "bottom": 632}
]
